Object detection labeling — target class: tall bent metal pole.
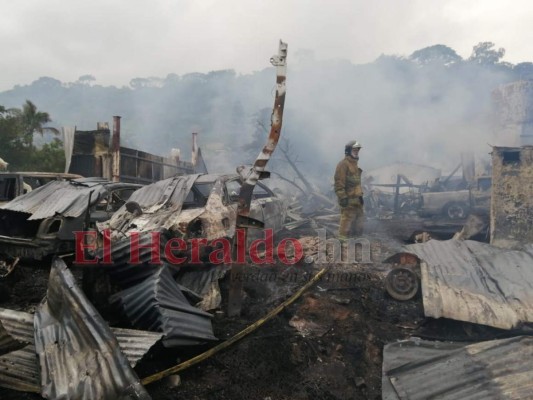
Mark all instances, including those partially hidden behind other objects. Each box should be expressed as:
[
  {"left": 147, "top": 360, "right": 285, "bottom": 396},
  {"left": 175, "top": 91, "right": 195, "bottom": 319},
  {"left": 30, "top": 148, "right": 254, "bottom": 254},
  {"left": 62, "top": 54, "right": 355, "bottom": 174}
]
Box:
[{"left": 227, "top": 40, "right": 288, "bottom": 317}]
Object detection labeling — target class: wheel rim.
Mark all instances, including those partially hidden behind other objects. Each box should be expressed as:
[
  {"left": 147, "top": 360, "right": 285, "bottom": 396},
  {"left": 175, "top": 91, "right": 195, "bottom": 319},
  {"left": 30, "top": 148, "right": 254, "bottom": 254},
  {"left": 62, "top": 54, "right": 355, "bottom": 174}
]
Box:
[{"left": 385, "top": 267, "right": 419, "bottom": 301}]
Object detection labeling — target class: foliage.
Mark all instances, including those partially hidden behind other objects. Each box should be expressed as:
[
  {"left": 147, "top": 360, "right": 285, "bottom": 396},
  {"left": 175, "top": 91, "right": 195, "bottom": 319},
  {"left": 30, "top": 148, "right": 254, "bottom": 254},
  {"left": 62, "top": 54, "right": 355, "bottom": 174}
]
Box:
[
  {"left": 468, "top": 42, "right": 506, "bottom": 65},
  {"left": 410, "top": 44, "right": 462, "bottom": 66},
  {"left": 0, "top": 101, "right": 63, "bottom": 172}
]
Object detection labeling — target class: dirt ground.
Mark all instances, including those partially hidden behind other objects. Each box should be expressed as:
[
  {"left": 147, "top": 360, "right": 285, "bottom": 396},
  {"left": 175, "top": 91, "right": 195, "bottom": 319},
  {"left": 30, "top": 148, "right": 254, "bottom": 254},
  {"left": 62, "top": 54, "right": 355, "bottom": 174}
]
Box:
[{"left": 0, "top": 227, "right": 503, "bottom": 400}]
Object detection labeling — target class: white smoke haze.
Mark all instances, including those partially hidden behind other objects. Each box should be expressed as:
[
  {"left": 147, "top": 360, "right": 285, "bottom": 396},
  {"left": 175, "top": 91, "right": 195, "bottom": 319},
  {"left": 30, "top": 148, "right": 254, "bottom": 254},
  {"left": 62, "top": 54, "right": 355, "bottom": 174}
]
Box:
[
  {"left": 1, "top": 0, "right": 529, "bottom": 189},
  {"left": 0, "top": 52, "right": 515, "bottom": 191}
]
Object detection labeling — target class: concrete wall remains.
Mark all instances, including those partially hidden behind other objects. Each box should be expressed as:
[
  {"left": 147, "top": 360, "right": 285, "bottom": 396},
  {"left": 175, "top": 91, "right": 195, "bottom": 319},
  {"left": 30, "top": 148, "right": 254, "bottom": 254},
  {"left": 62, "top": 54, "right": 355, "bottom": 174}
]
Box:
[{"left": 490, "top": 146, "right": 533, "bottom": 249}]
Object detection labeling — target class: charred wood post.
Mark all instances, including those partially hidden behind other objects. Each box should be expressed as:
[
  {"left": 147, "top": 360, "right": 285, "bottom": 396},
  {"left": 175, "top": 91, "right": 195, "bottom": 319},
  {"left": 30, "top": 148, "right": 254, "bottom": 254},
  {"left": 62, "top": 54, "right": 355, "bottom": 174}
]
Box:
[{"left": 228, "top": 40, "right": 288, "bottom": 317}]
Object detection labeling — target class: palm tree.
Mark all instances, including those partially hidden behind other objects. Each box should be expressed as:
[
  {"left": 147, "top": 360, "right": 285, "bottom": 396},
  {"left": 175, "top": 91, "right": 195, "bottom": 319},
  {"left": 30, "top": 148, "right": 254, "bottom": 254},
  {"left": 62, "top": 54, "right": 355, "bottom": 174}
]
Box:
[{"left": 17, "top": 100, "right": 58, "bottom": 147}]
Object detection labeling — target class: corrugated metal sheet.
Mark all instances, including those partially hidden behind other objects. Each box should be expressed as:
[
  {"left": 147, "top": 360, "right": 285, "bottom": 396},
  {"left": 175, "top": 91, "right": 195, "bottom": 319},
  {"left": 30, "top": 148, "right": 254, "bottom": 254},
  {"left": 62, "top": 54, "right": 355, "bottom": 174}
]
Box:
[
  {"left": 34, "top": 259, "right": 151, "bottom": 399},
  {"left": 111, "top": 328, "right": 163, "bottom": 367},
  {"left": 0, "top": 308, "right": 39, "bottom": 392},
  {"left": 1, "top": 178, "right": 112, "bottom": 220},
  {"left": 110, "top": 266, "right": 217, "bottom": 347},
  {"left": 0, "top": 308, "right": 34, "bottom": 341},
  {"left": 0, "top": 319, "right": 27, "bottom": 356},
  {"left": 128, "top": 174, "right": 199, "bottom": 211},
  {"left": 402, "top": 240, "right": 533, "bottom": 329},
  {"left": 176, "top": 264, "right": 229, "bottom": 298},
  {"left": 0, "top": 344, "right": 40, "bottom": 393},
  {"left": 0, "top": 308, "right": 161, "bottom": 394},
  {"left": 383, "top": 336, "right": 533, "bottom": 399},
  {"left": 0, "top": 308, "right": 161, "bottom": 366}
]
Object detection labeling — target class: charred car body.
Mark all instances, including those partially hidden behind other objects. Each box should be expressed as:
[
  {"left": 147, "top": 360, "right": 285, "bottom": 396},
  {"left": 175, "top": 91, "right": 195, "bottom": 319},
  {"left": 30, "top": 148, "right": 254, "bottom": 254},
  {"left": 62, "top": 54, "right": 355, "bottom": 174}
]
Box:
[
  {"left": 0, "top": 177, "right": 140, "bottom": 273},
  {"left": 100, "top": 172, "right": 289, "bottom": 256},
  {"left": 418, "top": 176, "right": 491, "bottom": 220},
  {"left": 0, "top": 171, "right": 82, "bottom": 205}
]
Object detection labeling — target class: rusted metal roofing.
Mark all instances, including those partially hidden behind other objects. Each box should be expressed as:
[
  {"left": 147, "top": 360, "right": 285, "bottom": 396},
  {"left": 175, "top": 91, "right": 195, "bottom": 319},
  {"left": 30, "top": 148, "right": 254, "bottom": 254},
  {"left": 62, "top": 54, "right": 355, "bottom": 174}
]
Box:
[
  {"left": 1, "top": 177, "right": 116, "bottom": 220},
  {"left": 0, "top": 307, "right": 162, "bottom": 394},
  {"left": 110, "top": 266, "right": 217, "bottom": 347},
  {"left": 34, "top": 259, "right": 151, "bottom": 399},
  {"left": 402, "top": 239, "right": 533, "bottom": 329},
  {"left": 383, "top": 336, "right": 533, "bottom": 399}
]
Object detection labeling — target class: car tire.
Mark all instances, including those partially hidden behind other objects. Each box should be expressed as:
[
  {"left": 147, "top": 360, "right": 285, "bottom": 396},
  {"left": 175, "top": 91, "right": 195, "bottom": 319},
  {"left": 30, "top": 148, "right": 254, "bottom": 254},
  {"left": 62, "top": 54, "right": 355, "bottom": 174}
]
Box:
[
  {"left": 443, "top": 201, "right": 469, "bottom": 220},
  {"left": 385, "top": 267, "right": 419, "bottom": 301}
]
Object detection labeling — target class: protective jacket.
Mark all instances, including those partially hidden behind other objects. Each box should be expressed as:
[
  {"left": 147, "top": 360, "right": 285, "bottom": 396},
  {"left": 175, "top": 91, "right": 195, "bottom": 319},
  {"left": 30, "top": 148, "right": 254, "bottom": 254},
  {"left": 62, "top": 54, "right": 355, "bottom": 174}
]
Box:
[{"left": 334, "top": 156, "right": 363, "bottom": 206}]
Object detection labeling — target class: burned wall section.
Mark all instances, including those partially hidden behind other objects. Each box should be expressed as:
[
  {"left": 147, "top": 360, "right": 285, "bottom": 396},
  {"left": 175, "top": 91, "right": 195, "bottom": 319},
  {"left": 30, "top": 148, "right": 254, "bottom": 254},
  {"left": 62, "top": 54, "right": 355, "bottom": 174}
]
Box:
[
  {"left": 68, "top": 124, "right": 196, "bottom": 184},
  {"left": 490, "top": 146, "right": 533, "bottom": 249},
  {"left": 492, "top": 81, "right": 533, "bottom": 146},
  {"left": 69, "top": 129, "right": 112, "bottom": 178}
]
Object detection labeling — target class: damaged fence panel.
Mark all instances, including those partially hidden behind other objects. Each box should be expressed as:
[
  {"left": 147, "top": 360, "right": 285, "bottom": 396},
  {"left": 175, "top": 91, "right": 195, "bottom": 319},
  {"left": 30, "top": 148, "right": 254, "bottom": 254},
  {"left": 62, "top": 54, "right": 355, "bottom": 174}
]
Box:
[
  {"left": 383, "top": 336, "right": 533, "bottom": 399},
  {"left": 399, "top": 240, "right": 533, "bottom": 330},
  {"left": 34, "top": 258, "right": 151, "bottom": 400}
]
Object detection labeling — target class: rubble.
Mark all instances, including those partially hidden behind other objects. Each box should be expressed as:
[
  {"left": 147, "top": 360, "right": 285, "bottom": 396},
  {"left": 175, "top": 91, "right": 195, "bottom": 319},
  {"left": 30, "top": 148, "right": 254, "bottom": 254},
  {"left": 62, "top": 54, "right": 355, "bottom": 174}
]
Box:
[
  {"left": 0, "top": 177, "right": 140, "bottom": 264},
  {"left": 0, "top": 259, "right": 162, "bottom": 398},
  {"left": 34, "top": 259, "right": 151, "bottom": 399},
  {"left": 387, "top": 239, "right": 533, "bottom": 329},
  {"left": 383, "top": 336, "right": 533, "bottom": 399},
  {"left": 1, "top": 50, "right": 533, "bottom": 400}
]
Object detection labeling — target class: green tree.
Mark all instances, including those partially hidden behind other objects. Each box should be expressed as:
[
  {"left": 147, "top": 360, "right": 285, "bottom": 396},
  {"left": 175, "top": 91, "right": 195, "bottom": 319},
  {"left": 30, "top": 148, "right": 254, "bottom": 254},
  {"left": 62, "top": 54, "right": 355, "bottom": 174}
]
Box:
[
  {"left": 469, "top": 42, "right": 505, "bottom": 65},
  {"left": 14, "top": 100, "right": 58, "bottom": 147},
  {"left": 0, "top": 102, "right": 63, "bottom": 172},
  {"left": 410, "top": 44, "right": 462, "bottom": 66}
]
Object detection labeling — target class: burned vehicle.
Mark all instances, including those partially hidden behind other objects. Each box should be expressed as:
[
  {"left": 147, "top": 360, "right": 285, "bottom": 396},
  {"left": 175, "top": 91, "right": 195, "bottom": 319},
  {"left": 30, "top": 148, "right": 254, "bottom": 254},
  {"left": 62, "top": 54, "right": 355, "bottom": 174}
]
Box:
[
  {"left": 86, "top": 173, "right": 290, "bottom": 346},
  {"left": 0, "top": 177, "right": 140, "bottom": 274},
  {"left": 0, "top": 171, "right": 82, "bottom": 205},
  {"left": 418, "top": 176, "right": 491, "bottom": 220},
  {"left": 101, "top": 173, "right": 289, "bottom": 249}
]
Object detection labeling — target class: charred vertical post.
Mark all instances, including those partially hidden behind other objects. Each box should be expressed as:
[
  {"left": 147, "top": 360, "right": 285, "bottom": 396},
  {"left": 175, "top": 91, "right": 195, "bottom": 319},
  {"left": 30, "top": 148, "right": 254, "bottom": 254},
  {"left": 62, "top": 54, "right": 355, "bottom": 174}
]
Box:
[
  {"left": 393, "top": 175, "right": 401, "bottom": 214},
  {"left": 228, "top": 40, "right": 288, "bottom": 317},
  {"left": 111, "top": 116, "right": 121, "bottom": 182},
  {"left": 192, "top": 132, "right": 198, "bottom": 167}
]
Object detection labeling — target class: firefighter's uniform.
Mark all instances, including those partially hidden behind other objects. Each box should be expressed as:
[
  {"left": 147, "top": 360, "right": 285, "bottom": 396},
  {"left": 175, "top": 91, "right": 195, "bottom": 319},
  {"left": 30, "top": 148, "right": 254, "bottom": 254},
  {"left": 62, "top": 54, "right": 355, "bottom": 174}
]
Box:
[{"left": 334, "top": 142, "right": 364, "bottom": 239}]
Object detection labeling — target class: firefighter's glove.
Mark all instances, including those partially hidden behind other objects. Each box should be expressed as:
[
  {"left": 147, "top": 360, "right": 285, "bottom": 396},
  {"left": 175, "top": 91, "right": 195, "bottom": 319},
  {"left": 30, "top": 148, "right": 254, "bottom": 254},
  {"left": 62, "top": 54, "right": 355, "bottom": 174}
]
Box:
[{"left": 339, "top": 198, "right": 348, "bottom": 207}]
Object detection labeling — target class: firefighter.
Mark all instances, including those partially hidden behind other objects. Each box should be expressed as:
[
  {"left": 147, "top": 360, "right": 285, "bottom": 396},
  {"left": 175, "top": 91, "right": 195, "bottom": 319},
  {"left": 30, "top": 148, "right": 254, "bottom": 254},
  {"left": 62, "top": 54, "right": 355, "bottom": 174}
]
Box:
[{"left": 334, "top": 140, "right": 364, "bottom": 240}]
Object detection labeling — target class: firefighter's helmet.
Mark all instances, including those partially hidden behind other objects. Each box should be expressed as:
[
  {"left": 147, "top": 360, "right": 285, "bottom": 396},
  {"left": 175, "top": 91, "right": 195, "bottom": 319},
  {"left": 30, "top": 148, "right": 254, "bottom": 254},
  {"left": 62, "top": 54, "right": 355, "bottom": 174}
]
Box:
[{"left": 344, "top": 140, "right": 362, "bottom": 154}]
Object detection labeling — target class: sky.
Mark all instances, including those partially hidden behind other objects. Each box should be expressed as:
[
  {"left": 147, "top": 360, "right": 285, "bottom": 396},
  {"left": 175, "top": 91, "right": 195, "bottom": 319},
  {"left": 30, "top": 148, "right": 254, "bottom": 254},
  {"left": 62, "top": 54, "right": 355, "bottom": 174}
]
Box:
[{"left": 0, "top": 0, "right": 532, "bottom": 92}]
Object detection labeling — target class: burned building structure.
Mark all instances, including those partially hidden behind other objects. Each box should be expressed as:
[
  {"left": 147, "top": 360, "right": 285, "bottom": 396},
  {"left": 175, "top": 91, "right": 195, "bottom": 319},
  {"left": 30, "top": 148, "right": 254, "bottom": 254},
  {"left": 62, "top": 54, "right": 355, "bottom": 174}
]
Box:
[
  {"left": 65, "top": 117, "right": 207, "bottom": 184},
  {"left": 490, "top": 81, "right": 533, "bottom": 249}
]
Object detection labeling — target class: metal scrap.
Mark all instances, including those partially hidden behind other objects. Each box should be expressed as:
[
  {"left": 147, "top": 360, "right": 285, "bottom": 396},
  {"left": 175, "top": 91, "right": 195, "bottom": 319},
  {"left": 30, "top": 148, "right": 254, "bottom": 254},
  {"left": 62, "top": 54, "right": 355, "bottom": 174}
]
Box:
[
  {"left": 383, "top": 336, "right": 533, "bottom": 399},
  {"left": 110, "top": 266, "right": 217, "bottom": 347},
  {"left": 34, "top": 258, "right": 151, "bottom": 399},
  {"left": 396, "top": 239, "right": 533, "bottom": 330},
  {"left": 1, "top": 177, "right": 114, "bottom": 220},
  {"left": 0, "top": 318, "right": 26, "bottom": 356},
  {"left": 0, "top": 307, "right": 162, "bottom": 395}
]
